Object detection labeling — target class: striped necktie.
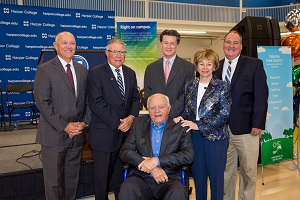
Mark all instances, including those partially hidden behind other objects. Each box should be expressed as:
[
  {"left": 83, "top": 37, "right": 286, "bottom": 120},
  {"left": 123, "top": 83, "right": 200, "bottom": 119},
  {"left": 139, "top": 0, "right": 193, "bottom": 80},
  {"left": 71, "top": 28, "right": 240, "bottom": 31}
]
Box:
[
  {"left": 225, "top": 61, "right": 232, "bottom": 83},
  {"left": 115, "top": 68, "right": 125, "bottom": 100}
]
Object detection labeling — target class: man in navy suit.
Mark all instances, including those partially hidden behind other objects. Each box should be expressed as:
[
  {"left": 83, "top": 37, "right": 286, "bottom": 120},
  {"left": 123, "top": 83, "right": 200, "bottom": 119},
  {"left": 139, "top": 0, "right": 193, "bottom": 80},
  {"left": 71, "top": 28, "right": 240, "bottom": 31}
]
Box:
[
  {"left": 144, "top": 29, "right": 195, "bottom": 118},
  {"left": 87, "top": 38, "right": 140, "bottom": 200},
  {"left": 215, "top": 30, "right": 268, "bottom": 200}
]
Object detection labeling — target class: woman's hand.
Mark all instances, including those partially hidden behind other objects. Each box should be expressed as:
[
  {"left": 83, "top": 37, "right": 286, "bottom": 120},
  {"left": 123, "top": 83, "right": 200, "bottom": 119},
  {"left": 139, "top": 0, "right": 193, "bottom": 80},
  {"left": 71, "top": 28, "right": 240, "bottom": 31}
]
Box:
[
  {"left": 181, "top": 120, "right": 199, "bottom": 132},
  {"left": 173, "top": 116, "right": 184, "bottom": 123}
]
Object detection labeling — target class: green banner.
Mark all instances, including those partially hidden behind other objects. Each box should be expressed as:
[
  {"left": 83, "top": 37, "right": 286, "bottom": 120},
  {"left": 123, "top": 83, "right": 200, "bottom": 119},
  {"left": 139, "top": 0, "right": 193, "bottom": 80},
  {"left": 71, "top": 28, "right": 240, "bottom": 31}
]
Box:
[
  {"left": 257, "top": 46, "right": 293, "bottom": 166},
  {"left": 117, "top": 21, "right": 157, "bottom": 89}
]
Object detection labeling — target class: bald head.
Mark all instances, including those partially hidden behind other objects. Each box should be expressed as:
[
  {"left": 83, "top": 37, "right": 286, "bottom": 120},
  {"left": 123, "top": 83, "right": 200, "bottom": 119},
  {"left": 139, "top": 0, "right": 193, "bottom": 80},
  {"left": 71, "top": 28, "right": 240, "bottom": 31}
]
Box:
[{"left": 147, "top": 93, "right": 171, "bottom": 126}]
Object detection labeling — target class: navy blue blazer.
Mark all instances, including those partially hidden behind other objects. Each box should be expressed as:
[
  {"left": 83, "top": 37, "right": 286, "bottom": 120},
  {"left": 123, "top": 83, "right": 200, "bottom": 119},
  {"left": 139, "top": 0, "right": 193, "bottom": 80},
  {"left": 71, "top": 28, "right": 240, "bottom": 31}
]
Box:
[
  {"left": 215, "top": 55, "right": 269, "bottom": 135},
  {"left": 182, "top": 75, "right": 231, "bottom": 141},
  {"left": 87, "top": 62, "right": 140, "bottom": 152}
]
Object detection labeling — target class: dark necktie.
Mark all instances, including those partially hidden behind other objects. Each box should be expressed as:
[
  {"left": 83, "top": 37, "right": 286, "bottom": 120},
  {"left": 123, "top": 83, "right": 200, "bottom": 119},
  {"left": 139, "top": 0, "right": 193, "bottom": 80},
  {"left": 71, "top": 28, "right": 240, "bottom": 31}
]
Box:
[
  {"left": 115, "top": 68, "right": 125, "bottom": 100},
  {"left": 66, "top": 64, "right": 75, "bottom": 93},
  {"left": 225, "top": 61, "right": 232, "bottom": 83}
]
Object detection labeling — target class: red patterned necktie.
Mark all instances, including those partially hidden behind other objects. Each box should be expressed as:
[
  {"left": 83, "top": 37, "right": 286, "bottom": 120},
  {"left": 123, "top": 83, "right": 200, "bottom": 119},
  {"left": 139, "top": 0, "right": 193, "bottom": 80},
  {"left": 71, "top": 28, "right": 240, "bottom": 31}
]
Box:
[{"left": 66, "top": 64, "right": 75, "bottom": 93}]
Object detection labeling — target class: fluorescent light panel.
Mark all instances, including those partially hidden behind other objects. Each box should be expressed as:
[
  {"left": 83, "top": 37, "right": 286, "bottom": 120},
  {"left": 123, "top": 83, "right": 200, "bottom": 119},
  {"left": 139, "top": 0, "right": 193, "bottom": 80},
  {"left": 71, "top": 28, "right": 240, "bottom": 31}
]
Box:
[
  {"left": 177, "top": 30, "right": 206, "bottom": 34},
  {"left": 280, "top": 31, "right": 300, "bottom": 36}
]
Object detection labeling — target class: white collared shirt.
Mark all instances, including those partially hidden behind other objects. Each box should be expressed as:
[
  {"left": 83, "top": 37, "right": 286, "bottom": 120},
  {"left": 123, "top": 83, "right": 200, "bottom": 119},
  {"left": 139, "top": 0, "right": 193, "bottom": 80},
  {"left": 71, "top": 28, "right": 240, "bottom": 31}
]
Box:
[
  {"left": 222, "top": 56, "right": 240, "bottom": 82},
  {"left": 109, "top": 63, "right": 125, "bottom": 92}
]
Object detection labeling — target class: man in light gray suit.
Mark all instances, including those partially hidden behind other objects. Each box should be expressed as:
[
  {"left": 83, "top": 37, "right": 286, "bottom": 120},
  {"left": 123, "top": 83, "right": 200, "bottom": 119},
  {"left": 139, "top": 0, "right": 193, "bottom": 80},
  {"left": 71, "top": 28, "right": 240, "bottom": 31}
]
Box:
[
  {"left": 144, "top": 29, "right": 195, "bottom": 117},
  {"left": 34, "top": 31, "right": 90, "bottom": 200}
]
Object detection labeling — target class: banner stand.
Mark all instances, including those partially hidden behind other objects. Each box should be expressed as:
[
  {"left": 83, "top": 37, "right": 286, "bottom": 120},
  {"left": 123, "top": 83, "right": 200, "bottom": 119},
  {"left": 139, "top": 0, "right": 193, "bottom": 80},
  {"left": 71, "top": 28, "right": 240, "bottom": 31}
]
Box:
[
  {"left": 258, "top": 46, "right": 295, "bottom": 184},
  {"left": 261, "top": 165, "right": 265, "bottom": 185},
  {"left": 263, "top": 134, "right": 299, "bottom": 182},
  {"left": 288, "top": 111, "right": 300, "bottom": 171}
]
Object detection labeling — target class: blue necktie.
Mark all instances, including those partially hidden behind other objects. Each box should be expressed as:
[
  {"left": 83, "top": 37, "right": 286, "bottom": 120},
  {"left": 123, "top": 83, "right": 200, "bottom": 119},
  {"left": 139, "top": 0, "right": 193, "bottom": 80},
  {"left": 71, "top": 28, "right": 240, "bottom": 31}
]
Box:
[
  {"left": 115, "top": 69, "right": 125, "bottom": 100},
  {"left": 225, "top": 61, "right": 232, "bottom": 83}
]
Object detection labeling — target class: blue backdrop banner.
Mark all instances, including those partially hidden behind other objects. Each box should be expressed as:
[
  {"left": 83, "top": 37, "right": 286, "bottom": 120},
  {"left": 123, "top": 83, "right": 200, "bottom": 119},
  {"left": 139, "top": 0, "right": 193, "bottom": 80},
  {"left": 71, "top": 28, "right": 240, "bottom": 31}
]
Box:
[{"left": 0, "top": 4, "right": 114, "bottom": 122}]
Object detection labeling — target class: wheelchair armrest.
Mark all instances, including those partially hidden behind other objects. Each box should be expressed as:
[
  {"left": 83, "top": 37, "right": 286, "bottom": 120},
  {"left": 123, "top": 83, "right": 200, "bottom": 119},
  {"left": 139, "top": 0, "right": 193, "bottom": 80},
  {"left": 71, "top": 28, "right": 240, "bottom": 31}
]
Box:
[
  {"left": 122, "top": 162, "right": 130, "bottom": 170},
  {"left": 123, "top": 162, "right": 131, "bottom": 181},
  {"left": 181, "top": 164, "right": 189, "bottom": 172},
  {"left": 181, "top": 164, "right": 190, "bottom": 187}
]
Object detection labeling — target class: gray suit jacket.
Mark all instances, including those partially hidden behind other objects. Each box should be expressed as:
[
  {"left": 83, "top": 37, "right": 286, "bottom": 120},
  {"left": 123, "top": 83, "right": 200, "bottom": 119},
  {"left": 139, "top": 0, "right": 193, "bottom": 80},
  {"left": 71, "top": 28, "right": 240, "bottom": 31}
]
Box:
[
  {"left": 144, "top": 56, "right": 195, "bottom": 117},
  {"left": 34, "top": 56, "right": 90, "bottom": 146},
  {"left": 120, "top": 115, "right": 194, "bottom": 181}
]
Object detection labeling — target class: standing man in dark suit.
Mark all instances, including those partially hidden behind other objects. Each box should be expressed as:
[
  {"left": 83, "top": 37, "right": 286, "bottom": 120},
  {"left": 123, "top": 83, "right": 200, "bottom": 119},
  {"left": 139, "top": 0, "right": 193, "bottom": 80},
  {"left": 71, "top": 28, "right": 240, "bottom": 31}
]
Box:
[
  {"left": 215, "top": 30, "right": 268, "bottom": 200},
  {"left": 34, "top": 31, "right": 90, "bottom": 200},
  {"left": 119, "top": 93, "right": 194, "bottom": 200},
  {"left": 88, "top": 38, "right": 140, "bottom": 200},
  {"left": 144, "top": 29, "right": 195, "bottom": 117}
]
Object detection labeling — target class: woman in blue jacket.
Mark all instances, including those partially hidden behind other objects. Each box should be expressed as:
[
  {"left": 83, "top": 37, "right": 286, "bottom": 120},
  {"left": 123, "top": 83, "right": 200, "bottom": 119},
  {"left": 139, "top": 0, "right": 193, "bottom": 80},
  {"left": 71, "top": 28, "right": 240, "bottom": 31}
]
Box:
[{"left": 175, "top": 48, "right": 231, "bottom": 200}]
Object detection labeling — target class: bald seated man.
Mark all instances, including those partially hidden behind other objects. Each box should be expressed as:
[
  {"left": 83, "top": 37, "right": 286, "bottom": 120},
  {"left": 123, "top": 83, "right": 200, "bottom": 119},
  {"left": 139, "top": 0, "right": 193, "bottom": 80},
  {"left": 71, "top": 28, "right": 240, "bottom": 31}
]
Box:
[{"left": 119, "top": 93, "right": 194, "bottom": 200}]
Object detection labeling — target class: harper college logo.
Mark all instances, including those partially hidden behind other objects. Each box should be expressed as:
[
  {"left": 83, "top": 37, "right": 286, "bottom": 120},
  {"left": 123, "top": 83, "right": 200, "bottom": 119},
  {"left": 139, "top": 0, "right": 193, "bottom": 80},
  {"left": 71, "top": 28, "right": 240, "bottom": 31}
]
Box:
[
  {"left": 73, "top": 55, "right": 89, "bottom": 70},
  {"left": 3, "top": 8, "right": 9, "bottom": 14},
  {"left": 24, "top": 67, "right": 30, "bottom": 72},
  {"left": 23, "top": 21, "right": 29, "bottom": 26},
  {"left": 5, "top": 55, "right": 11, "bottom": 60},
  {"left": 42, "top": 33, "right": 48, "bottom": 38}
]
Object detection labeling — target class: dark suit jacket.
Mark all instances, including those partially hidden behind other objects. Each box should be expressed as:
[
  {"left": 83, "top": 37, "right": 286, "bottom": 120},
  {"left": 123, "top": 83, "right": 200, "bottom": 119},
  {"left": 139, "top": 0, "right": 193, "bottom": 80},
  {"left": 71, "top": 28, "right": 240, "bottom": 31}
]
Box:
[
  {"left": 215, "top": 55, "right": 268, "bottom": 135},
  {"left": 34, "top": 56, "right": 90, "bottom": 146},
  {"left": 144, "top": 56, "right": 195, "bottom": 118},
  {"left": 119, "top": 115, "right": 194, "bottom": 181},
  {"left": 87, "top": 62, "right": 140, "bottom": 152}
]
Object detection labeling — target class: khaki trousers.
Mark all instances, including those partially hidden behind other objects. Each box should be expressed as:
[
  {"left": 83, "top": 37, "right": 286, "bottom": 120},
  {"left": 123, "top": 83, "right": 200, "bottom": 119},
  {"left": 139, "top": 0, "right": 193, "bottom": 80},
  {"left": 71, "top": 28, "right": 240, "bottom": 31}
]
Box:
[{"left": 224, "top": 130, "right": 259, "bottom": 200}]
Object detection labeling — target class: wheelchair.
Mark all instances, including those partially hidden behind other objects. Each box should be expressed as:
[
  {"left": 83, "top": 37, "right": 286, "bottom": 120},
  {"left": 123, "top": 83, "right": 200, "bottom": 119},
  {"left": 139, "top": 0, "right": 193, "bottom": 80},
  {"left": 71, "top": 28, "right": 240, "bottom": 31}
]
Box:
[{"left": 122, "top": 163, "right": 192, "bottom": 200}]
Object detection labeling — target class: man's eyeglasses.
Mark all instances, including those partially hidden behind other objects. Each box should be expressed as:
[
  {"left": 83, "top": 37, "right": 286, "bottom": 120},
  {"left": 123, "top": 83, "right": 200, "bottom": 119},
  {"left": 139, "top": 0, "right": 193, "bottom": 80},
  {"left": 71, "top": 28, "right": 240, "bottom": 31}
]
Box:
[{"left": 107, "top": 49, "right": 127, "bottom": 55}]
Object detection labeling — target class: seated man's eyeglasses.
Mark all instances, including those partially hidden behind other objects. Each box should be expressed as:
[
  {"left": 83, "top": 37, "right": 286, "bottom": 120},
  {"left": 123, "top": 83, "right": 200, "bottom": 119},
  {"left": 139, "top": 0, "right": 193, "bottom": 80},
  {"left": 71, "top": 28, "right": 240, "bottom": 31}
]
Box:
[{"left": 107, "top": 49, "right": 127, "bottom": 55}]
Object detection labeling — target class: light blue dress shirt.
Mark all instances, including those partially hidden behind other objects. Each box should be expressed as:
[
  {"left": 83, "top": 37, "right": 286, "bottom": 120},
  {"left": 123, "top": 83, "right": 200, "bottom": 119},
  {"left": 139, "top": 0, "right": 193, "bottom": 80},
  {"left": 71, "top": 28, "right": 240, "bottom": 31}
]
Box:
[{"left": 150, "top": 118, "right": 168, "bottom": 166}]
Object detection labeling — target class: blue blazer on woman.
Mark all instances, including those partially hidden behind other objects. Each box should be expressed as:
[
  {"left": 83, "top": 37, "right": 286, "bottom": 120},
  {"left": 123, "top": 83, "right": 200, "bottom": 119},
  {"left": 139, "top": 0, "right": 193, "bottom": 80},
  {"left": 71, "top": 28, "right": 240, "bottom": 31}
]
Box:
[{"left": 182, "top": 75, "right": 232, "bottom": 141}]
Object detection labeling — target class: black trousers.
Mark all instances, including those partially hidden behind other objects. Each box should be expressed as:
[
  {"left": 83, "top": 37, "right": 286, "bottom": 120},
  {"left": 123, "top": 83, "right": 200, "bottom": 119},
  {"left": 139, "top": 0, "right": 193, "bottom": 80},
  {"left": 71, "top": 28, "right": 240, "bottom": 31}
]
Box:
[
  {"left": 119, "top": 174, "right": 188, "bottom": 200},
  {"left": 93, "top": 149, "right": 123, "bottom": 200}
]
